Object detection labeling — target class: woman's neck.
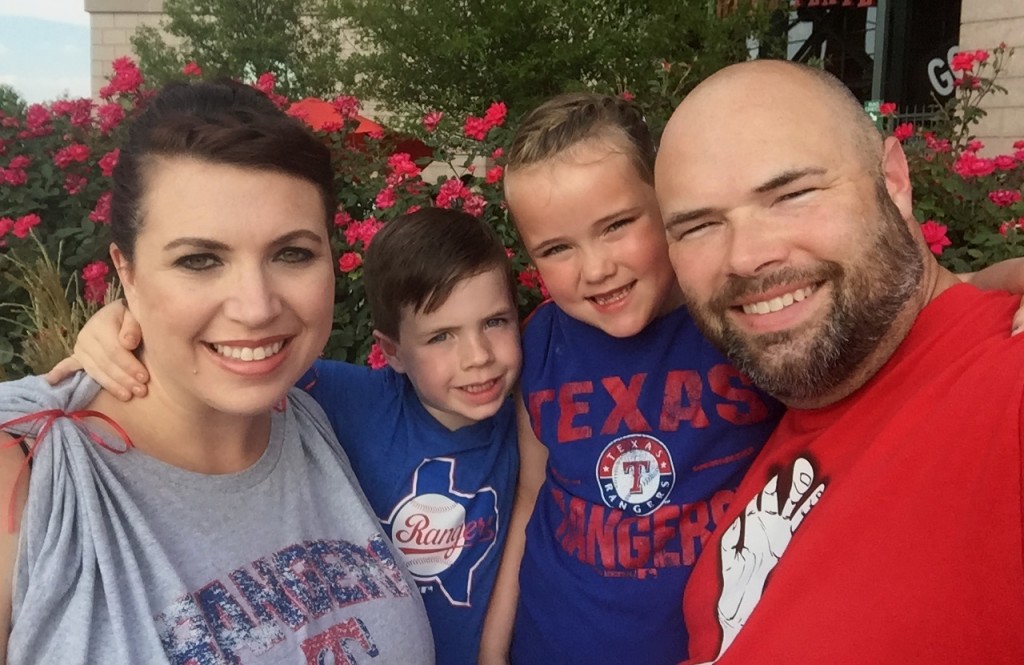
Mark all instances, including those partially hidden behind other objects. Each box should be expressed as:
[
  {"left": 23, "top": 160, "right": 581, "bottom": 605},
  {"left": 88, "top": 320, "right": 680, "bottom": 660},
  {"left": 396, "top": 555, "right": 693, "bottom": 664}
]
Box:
[{"left": 87, "top": 379, "right": 274, "bottom": 475}]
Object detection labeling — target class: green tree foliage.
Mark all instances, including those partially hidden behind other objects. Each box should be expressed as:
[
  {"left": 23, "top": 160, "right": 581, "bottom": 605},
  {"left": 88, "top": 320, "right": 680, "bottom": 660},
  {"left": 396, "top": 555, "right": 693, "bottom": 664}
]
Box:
[
  {"left": 130, "top": 0, "right": 349, "bottom": 98},
  {"left": 336, "top": 0, "right": 779, "bottom": 122}
]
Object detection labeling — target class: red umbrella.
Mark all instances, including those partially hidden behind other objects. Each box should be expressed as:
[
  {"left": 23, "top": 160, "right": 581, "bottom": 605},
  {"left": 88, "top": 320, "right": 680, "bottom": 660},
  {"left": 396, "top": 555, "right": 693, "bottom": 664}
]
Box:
[{"left": 288, "top": 97, "right": 433, "bottom": 161}]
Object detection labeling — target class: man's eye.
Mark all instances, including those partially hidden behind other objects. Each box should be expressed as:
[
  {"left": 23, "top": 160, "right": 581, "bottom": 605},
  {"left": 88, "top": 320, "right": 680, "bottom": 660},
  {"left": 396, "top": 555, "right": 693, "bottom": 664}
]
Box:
[
  {"left": 175, "top": 254, "right": 219, "bottom": 271},
  {"left": 779, "top": 188, "right": 814, "bottom": 203}
]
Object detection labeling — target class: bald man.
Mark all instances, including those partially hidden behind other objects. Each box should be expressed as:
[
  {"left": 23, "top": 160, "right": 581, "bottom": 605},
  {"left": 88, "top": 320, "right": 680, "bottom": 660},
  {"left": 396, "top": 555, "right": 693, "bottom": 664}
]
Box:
[{"left": 655, "top": 61, "right": 1024, "bottom": 664}]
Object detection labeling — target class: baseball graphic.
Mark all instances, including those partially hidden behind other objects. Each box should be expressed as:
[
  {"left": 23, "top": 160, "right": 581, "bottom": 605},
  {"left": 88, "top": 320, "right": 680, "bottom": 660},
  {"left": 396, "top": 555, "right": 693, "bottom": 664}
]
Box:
[{"left": 391, "top": 493, "right": 468, "bottom": 577}]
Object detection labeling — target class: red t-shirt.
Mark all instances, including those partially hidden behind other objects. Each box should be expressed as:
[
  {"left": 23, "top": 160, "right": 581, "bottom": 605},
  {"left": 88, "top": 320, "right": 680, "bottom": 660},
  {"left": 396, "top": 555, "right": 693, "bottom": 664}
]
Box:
[{"left": 682, "top": 284, "right": 1024, "bottom": 665}]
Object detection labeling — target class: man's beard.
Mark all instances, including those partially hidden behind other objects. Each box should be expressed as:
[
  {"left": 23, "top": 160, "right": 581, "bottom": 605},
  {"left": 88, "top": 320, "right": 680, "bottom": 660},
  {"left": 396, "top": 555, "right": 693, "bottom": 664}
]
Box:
[{"left": 684, "top": 184, "right": 924, "bottom": 405}]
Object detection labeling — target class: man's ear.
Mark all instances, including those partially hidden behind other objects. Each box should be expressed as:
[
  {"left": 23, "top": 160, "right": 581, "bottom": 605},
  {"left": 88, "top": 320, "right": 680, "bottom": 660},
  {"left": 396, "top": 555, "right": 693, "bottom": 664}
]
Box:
[
  {"left": 373, "top": 330, "right": 406, "bottom": 374},
  {"left": 109, "top": 243, "right": 137, "bottom": 309},
  {"left": 881, "top": 136, "right": 914, "bottom": 221}
]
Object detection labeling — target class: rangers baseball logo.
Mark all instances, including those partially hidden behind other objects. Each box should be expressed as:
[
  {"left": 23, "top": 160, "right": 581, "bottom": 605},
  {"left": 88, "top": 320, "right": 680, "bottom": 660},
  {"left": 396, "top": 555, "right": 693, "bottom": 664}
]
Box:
[
  {"left": 391, "top": 493, "right": 468, "bottom": 577},
  {"left": 596, "top": 433, "right": 675, "bottom": 516},
  {"left": 384, "top": 457, "right": 499, "bottom": 607}
]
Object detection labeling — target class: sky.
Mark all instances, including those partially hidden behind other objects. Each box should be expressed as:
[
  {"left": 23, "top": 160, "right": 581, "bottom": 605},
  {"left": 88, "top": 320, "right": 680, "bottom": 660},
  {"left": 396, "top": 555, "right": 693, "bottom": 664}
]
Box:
[{"left": 0, "top": 0, "right": 91, "bottom": 103}]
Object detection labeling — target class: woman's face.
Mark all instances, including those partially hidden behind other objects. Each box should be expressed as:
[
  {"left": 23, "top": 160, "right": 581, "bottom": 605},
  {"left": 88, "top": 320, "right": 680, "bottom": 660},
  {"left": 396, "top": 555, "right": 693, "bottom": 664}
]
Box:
[{"left": 113, "top": 156, "right": 335, "bottom": 418}]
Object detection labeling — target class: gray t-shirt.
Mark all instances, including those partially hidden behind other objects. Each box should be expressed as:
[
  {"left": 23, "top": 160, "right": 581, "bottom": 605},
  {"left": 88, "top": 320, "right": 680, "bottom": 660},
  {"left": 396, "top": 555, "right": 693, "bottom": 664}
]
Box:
[{"left": 0, "top": 374, "right": 434, "bottom": 664}]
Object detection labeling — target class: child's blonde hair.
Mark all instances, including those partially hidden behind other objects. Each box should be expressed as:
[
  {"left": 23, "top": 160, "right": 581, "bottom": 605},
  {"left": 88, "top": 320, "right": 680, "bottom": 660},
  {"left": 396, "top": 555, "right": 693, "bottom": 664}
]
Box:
[{"left": 506, "top": 92, "right": 656, "bottom": 185}]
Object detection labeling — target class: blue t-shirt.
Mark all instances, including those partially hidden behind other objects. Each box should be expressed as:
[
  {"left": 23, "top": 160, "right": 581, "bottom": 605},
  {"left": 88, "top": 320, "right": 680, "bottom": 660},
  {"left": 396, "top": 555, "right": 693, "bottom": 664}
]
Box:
[
  {"left": 301, "top": 360, "right": 518, "bottom": 665},
  {"left": 513, "top": 302, "right": 783, "bottom": 665}
]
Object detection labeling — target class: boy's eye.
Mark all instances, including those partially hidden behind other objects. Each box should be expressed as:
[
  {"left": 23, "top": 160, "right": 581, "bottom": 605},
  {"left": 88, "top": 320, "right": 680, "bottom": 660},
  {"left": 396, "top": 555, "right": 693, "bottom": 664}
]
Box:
[
  {"left": 276, "top": 247, "right": 315, "bottom": 263},
  {"left": 485, "top": 316, "right": 509, "bottom": 329},
  {"left": 427, "top": 332, "right": 450, "bottom": 344},
  {"left": 606, "top": 218, "right": 633, "bottom": 233},
  {"left": 175, "top": 254, "right": 220, "bottom": 271},
  {"left": 540, "top": 243, "right": 569, "bottom": 258}
]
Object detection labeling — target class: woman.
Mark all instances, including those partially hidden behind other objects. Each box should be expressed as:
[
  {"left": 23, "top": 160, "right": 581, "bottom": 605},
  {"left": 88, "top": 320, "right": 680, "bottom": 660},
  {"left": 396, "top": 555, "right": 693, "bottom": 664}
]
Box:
[{"left": 0, "top": 80, "right": 433, "bottom": 664}]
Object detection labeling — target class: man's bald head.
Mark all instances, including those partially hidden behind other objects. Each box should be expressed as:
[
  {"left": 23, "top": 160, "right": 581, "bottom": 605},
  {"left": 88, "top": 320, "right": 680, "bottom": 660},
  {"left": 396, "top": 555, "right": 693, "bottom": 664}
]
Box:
[{"left": 658, "top": 60, "right": 883, "bottom": 186}]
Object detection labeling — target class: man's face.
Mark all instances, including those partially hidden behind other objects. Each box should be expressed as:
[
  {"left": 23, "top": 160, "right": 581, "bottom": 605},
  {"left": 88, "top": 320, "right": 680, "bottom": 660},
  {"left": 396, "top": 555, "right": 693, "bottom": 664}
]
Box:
[{"left": 656, "top": 71, "right": 924, "bottom": 406}]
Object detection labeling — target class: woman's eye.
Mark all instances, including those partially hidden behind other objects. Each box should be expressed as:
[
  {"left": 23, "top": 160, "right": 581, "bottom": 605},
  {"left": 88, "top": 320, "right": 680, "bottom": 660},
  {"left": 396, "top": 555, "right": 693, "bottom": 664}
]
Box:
[
  {"left": 277, "top": 247, "right": 315, "bottom": 263},
  {"left": 175, "top": 254, "right": 219, "bottom": 271}
]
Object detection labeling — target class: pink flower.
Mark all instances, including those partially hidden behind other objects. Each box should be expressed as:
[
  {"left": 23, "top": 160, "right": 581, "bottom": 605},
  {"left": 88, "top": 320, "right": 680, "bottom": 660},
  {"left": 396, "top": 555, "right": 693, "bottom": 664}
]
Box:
[
  {"left": 7, "top": 155, "right": 30, "bottom": 169},
  {"left": 375, "top": 186, "right": 396, "bottom": 209},
  {"left": 435, "top": 178, "right": 471, "bottom": 209},
  {"left": 0, "top": 217, "right": 13, "bottom": 237},
  {"left": 893, "top": 123, "right": 914, "bottom": 142},
  {"left": 993, "top": 155, "right": 1016, "bottom": 171},
  {"left": 999, "top": 219, "right": 1024, "bottom": 236},
  {"left": 422, "top": 110, "right": 443, "bottom": 133},
  {"left": 517, "top": 267, "right": 549, "bottom": 299},
  {"left": 485, "top": 165, "right": 504, "bottom": 184},
  {"left": 2, "top": 168, "right": 27, "bottom": 186},
  {"left": 254, "top": 72, "right": 277, "bottom": 95},
  {"left": 483, "top": 102, "right": 507, "bottom": 128},
  {"left": 96, "top": 103, "right": 125, "bottom": 134},
  {"left": 98, "top": 148, "right": 120, "bottom": 177},
  {"left": 879, "top": 102, "right": 897, "bottom": 116},
  {"left": 463, "top": 115, "right": 491, "bottom": 141},
  {"left": 343, "top": 218, "right": 383, "bottom": 248},
  {"left": 53, "top": 143, "right": 90, "bottom": 169},
  {"left": 974, "top": 50, "right": 990, "bottom": 63},
  {"left": 387, "top": 152, "right": 421, "bottom": 180},
  {"left": 951, "top": 51, "right": 976, "bottom": 72},
  {"left": 366, "top": 343, "right": 388, "bottom": 369},
  {"left": 50, "top": 98, "right": 93, "bottom": 127},
  {"left": 620, "top": 91, "right": 635, "bottom": 101},
  {"left": 20, "top": 104, "right": 52, "bottom": 138},
  {"left": 919, "top": 220, "right": 951, "bottom": 255},
  {"left": 1016, "top": 150, "right": 1024, "bottom": 163},
  {"left": 90, "top": 191, "right": 112, "bottom": 224},
  {"left": 12, "top": 213, "right": 41, "bottom": 239},
  {"left": 1014, "top": 140, "right": 1024, "bottom": 151},
  {"left": 182, "top": 61, "right": 203, "bottom": 77},
  {"left": 338, "top": 252, "right": 363, "bottom": 273},
  {"left": 953, "top": 152, "right": 996, "bottom": 179},
  {"left": 491, "top": 147, "right": 504, "bottom": 160},
  {"left": 924, "top": 132, "right": 951, "bottom": 153},
  {"left": 64, "top": 174, "right": 87, "bottom": 195},
  {"left": 404, "top": 204, "right": 421, "bottom": 215},
  {"left": 965, "top": 139, "right": 985, "bottom": 153},
  {"left": 82, "top": 261, "right": 111, "bottom": 303},
  {"left": 333, "top": 210, "right": 352, "bottom": 228},
  {"left": 331, "top": 95, "right": 361, "bottom": 120},
  {"left": 82, "top": 260, "right": 109, "bottom": 282},
  {"left": 463, "top": 194, "right": 486, "bottom": 218},
  {"left": 988, "top": 190, "right": 1022, "bottom": 208},
  {"left": 99, "top": 57, "right": 144, "bottom": 98}
]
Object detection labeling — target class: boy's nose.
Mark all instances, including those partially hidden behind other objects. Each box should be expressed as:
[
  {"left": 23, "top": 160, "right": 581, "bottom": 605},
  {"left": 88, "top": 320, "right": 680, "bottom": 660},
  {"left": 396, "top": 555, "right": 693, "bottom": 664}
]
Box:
[
  {"left": 581, "top": 245, "right": 616, "bottom": 283},
  {"left": 461, "top": 332, "right": 495, "bottom": 369}
]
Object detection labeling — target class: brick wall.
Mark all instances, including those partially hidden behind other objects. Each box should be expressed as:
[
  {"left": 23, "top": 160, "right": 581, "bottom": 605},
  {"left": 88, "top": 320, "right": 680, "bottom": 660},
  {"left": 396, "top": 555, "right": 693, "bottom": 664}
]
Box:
[
  {"left": 85, "top": 0, "right": 168, "bottom": 98},
  {"left": 959, "top": 0, "right": 1024, "bottom": 153}
]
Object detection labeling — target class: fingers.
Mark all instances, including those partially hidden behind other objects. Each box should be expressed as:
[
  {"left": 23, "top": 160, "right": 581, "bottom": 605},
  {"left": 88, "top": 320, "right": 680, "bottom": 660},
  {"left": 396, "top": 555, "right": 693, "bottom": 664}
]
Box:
[
  {"left": 44, "top": 356, "right": 84, "bottom": 385},
  {"left": 782, "top": 457, "right": 825, "bottom": 531},
  {"left": 117, "top": 304, "right": 144, "bottom": 351},
  {"left": 1013, "top": 296, "right": 1024, "bottom": 336}
]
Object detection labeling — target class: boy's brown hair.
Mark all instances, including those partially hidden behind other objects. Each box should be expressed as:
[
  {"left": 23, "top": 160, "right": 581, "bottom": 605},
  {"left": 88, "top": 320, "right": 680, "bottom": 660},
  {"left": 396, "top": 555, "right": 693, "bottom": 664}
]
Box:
[
  {"left": 364, "top": 208, "right": 517, "bottom": 339},
  {"left": 505, "top": 92, "right": 656, "bottom": 185}
]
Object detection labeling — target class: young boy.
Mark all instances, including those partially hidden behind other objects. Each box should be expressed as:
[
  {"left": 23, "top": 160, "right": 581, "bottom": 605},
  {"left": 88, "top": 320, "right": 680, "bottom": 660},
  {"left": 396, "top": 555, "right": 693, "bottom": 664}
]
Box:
[{"left": 56, "top": 208, "right": 522, "bottom": 665}]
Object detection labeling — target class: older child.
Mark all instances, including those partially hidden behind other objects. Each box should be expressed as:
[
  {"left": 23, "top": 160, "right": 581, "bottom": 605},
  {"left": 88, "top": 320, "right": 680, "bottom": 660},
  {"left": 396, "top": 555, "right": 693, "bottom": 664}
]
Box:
[
  {"left": 55, "top": 208, "right": 520, "bottom": 665},
  {"left": 480, "top": 92, "right": 783, "bottom": 665}
]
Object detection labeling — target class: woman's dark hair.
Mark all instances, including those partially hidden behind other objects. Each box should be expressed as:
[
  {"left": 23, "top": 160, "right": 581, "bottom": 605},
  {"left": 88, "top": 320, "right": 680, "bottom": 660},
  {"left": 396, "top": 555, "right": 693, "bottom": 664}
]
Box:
[{"left": 110, "top": 80, "right": 334, "bottom": 261}]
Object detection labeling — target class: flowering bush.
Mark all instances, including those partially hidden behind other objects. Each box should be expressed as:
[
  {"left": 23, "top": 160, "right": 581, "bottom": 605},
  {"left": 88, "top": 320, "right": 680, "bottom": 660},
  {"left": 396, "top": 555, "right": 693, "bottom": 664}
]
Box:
[
  {"left": 882, "top": 44, "right": 1024, "bottom": 271},
  {"left": 0, "top": 59, "right": 545, "bottom": 378}
]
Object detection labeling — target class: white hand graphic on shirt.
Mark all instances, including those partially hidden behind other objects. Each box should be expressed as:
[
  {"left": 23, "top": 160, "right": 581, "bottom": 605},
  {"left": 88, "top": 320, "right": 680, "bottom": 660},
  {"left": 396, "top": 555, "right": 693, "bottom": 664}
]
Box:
[{"left": 711, "top": 456, "right": 825, "bottom": 662}]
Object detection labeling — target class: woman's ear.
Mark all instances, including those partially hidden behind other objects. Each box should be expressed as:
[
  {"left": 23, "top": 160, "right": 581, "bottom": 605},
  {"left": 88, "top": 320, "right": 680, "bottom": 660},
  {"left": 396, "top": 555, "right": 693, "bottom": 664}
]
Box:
[
  {"left": 372, "top": 330, "right": 405, "bottom": 373},
  {"left": 109, "top": 243, "right": 136, "bottom": 309}
]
